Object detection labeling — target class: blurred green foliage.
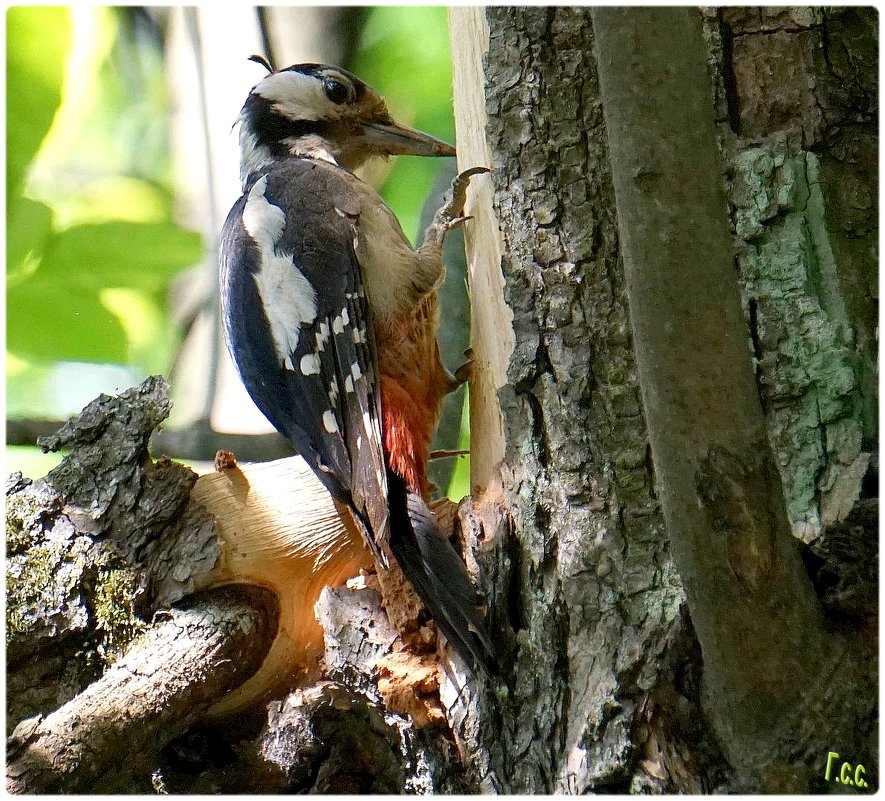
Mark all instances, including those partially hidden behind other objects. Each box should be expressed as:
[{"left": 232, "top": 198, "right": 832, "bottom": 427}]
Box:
[
  {"left": 7, "top": 7, "right": 200, "bottom": 395},
  {"left": 7, "top": 7, "right": 201, "bottom": 474},
  {"left": 352, "top": 6, "right": 454, "bottom": 244},
  {"left": 6, "top": 6, "right": 468, "bottom": 497}
]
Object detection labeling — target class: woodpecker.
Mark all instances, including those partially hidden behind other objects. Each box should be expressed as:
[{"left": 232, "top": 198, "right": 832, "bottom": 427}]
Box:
[{"left": 219, "top": 60, "right": 494, "bottom": 673}]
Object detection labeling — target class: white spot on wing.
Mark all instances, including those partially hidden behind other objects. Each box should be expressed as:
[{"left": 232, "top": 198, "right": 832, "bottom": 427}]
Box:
[
  {"left": 332, "top": 307, "right": 350, "bottom": 334},
  {"left": 362, "top": 410, "right": 373, "bottom": 439},
  {"left": 351, "top": 327, "right": 367, "bottom": 345},
  {"left": 351, "top": 362, "right": 363, "bottom": 381},
  {"left": 316, "top": 322, "right": 330, "bottom": 352},
  {"left": 344, "top": 375, "right": 354, "bottom": 393},
  {"left": 300, "top": 353, "right": 321, "bottom": 376},
  {"left": 245, "top": 177, "right": 318, "bottom": 368},
  {"left": 323, "top": 410, "right": 339, "bottom": 434}
]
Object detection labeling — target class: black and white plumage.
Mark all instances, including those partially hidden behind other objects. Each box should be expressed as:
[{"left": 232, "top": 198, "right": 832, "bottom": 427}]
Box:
[
  {"left": 220, "top": 62, "right": 495, "bottom": 673},
  {"left": 220, "top": 158, "right": 389, "bottom": 561}
]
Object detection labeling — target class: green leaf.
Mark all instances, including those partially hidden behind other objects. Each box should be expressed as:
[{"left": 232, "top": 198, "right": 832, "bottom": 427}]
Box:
[
  {"left": 7, "top": 273, "right": 128, "bottom": 363},
  {"left": 7, "top": 220, "right": 201, "bottom": 364},
  {"left": 49, "top": 176, "right": 173, "bottom": 228},
  {"left": 7, "top": 197, "right": 54, "bottom": 280},
  {"left": 6, "top": 7, "right": 72, "bottom": 202},
  {"left": 38, "top": 221, "right": 203, "bottom": 292}
]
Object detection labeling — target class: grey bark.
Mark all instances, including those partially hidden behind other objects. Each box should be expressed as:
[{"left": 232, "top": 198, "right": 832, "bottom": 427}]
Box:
[
  {"left": 590, "top": 7, "right": 871, "bottom": 789},
  {"left": 454, "top": 7, "right": 699, "bottom": 792},
  {"left": 441, "top": 4, "right": 875, "bottom": 793},
  {"left": 7, "top": 586, "right": 277, "bottom": 795},
  {"left": 708, "top": 7, "right": 877, "bottom": 542}
]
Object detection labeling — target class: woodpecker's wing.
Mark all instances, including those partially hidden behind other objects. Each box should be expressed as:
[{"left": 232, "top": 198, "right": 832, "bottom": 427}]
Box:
[{"left": 220, "top": 158, "right": 389, "bottom": 557}]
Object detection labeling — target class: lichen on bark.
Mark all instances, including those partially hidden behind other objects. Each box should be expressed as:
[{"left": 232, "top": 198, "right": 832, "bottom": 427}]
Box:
[
  {"left": 730, "top": 144, "right": 868, "bottom": 539},
  {"left": 6, "top": 376, "right": 211, "bottom": 733}
]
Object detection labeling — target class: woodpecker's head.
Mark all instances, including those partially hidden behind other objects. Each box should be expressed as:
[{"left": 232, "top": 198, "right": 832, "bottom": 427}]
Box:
[{"left": 237, "top": 59, "right": 455, "bottom": 182}]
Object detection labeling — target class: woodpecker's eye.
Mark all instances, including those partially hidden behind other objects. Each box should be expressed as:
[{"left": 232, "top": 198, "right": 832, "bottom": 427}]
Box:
[{"left": 323, "top": 78, "right": 351, "bottom": 105}]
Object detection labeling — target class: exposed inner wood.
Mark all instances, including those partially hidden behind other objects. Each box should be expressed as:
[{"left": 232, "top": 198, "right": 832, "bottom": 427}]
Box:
[
  {"left": 448, "top": 7, "right": 514, "bottom": 494},
  {"left": 191, "top": 456, "right": 373, "bottom": 715}
]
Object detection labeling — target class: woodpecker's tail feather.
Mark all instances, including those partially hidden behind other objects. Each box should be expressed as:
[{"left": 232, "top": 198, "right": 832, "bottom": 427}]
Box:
[{"left": 386, "top": 470, "right": 496, "bottom": 675}]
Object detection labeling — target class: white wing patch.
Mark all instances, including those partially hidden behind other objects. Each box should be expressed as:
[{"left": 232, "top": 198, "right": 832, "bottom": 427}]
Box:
[{"left": 244, "top": 176, "right": 318, "bottom": 370}]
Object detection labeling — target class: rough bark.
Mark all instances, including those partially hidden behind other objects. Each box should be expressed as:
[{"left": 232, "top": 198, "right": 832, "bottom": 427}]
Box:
[
  {"left": 7, "top": 586, "right": 277, "bottom": 794},
  {"left": 591, "top": 7, "right": 872, "bottom": 789},
  {"left": 6, "top": 378, "right": 473, "bottom": 793},
  {"left": 707, "top": 7, "right": 878, "bottom": 544},
  {"left": 443, "top": 7, "right": 699, "bottom": 793},
  {"left": 443, "top": 4, "right": 875, "bottom": 793}
]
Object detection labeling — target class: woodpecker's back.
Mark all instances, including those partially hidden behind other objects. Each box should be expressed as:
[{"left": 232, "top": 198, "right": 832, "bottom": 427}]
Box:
[{"left": 220, "top": 61, "right": 494, "bottom": 673}]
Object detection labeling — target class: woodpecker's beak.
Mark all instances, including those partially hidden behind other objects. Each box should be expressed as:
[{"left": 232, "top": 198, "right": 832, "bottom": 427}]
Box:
[{"left": 360, "top": 119, "right": 456, "bottom": 158}]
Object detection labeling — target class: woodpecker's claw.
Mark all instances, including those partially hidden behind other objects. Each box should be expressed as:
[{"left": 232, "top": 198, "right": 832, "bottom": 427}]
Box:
[
  {"left": 454, "top": 358, "right": 473, "bottom": 385},
  {"left": 451, "top": 166, "right": 490, "bottom": 199},
  {"left": 425, "top": 166, "right": 490, "bottom": 245}
]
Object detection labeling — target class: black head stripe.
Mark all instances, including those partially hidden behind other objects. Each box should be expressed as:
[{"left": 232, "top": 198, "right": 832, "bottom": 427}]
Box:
[{"left": 242, "top": 93, "right": 338, "bottom": 149}]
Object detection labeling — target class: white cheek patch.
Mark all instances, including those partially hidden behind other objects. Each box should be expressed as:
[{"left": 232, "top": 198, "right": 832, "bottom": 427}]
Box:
[
  {"left": 282, "top": 134, "right": 337, "bottom": 165},
  {"left": 244, "top": 177, "right": 318, "bottom": 369},
  {"left": 256, "top": 70, "right": 337, "bottom": 122}
]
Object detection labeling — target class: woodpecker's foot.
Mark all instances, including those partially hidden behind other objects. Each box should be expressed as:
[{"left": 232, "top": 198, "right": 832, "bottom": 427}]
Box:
[
  {"left": 443, "top": 359, "right": 472, "bottom": 393},
  {"left": 443, "top": 348, "right": 473, "bottom": 391},
  {"left": 453, "top": 358, "right": 473, "bottom": 385},
  {"left": 423, "top": 167, "right": 490, "bottom": 247}
]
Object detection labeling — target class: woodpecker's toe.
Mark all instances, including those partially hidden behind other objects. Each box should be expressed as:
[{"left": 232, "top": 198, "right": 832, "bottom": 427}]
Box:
[{"left": 453, "top": 359, "right": 473, "bottom": 386}]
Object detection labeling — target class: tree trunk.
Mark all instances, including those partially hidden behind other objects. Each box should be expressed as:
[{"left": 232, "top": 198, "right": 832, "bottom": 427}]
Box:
[
  {"left": 6, "top": 6, "right": 876, "bottom": 794},
  {"left": 446, "top": 4, "right": 875, "bottom": 792},
  {"left": 591, "top": 7, "right": 871, "bottom": 789}
]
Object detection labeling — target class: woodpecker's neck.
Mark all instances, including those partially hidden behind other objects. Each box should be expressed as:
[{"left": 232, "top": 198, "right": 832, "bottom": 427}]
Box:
[{"left": 238, "top": 121, "right": 343, "bottom": 186}]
